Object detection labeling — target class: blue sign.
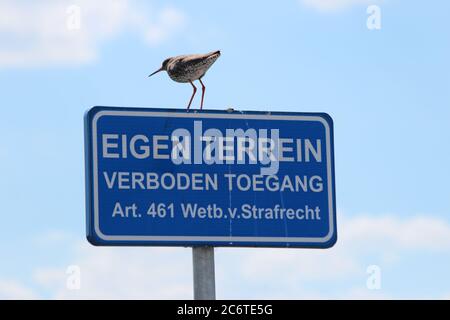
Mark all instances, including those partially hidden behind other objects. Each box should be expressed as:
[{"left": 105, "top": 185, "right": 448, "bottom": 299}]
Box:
[{"left": 84, "top": 106, "right": 337, "bottom": 248}]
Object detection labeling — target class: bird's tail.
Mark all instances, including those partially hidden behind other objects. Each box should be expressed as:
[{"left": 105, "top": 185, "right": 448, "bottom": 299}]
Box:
[{"left": 211, "top": 50, "right": 221, "bottom": 57}]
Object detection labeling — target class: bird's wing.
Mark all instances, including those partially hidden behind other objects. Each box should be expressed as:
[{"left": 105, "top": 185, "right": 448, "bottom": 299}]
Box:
[{"left": 171, "top": 53, "right": 219, "bottom": 74}]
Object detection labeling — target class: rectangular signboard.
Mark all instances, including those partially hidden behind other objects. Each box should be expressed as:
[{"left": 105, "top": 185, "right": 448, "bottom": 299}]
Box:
[{"left": 84, "top": 106, "right": 337, "bottom": 248}]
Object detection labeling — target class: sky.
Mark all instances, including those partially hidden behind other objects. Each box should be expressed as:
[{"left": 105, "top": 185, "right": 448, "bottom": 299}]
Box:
[{"left": 0, "top": 0, "right": 449, "bottom": 299}]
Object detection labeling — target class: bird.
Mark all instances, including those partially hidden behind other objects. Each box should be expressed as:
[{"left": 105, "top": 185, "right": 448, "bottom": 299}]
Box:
[{"left": 148, "top": 50, "right": 221, "bottom": 110}]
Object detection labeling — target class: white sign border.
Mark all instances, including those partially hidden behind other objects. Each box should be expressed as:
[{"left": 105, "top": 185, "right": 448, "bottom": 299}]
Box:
[{"left": 91, "top": 110, "right": 335, "bottom": 244}]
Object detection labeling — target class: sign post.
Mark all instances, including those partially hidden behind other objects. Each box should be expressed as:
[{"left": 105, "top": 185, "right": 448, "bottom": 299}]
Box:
[
  {"left": 192, "top": 246, "right": 216, "bottom": 300},
  {"left": 84, "top": 106, "right": 337, "bottom": 299}
]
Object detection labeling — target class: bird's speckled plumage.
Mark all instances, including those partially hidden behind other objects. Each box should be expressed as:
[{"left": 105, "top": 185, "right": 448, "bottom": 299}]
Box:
[
  {"left": 148, "top": 50, "right": 221, "bottom": 110},
  {"left": 165, "top": 50, "right": 221, "bottom": 83}
]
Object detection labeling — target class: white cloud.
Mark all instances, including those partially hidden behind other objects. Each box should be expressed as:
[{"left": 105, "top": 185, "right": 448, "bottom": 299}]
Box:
[
  {"left": 341, "top": 215, "right": 450, "bottom": 252},
  {"left": 34, "top": 230, "right": 76, "bottom": 247},
  {"left": 301, "top": 0, "right": 383, "bottom": 12},
  {"left": 34, "top": 244, "right": 193, "bottom": 299},
  {"left": 0, "top": 0, "right": 186, "bottom": 68},
  {"left": 0, "top": 280, "right": 37, "bottom": 299},
  {"left": 145, "top": 7, "right": 186, "bottom": 45},
  {"left": 6, "top": 213, "right": 450, "bottom": 299},
  {"left": 219, "top": 213, "right": 450, "bottom": 299},
  {"left": 340, "top": 287, "right": 390, "bottom": 299}
]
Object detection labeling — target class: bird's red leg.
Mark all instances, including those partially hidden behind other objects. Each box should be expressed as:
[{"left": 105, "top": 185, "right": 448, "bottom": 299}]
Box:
[
  {"left": 199, "top": 78, "right": 206, "bottom": 110},
  {"left": 187, "top": 81, "right": 197, "bottom": 110}
]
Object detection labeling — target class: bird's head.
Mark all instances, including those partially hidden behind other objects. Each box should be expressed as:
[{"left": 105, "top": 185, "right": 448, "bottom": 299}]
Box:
[{"left": 148, "top": 58, "right": 171, "bottom": 77}]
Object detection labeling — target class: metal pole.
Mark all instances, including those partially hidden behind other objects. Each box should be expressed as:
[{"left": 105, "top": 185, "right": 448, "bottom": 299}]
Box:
[{"left": 192, "top": 246, "right": 216, "bottom": 300}]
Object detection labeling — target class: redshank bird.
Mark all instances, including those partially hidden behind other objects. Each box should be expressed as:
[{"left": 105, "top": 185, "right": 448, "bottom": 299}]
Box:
[{"left": 148, "top": 50, "right": 221, "bottom": 110}]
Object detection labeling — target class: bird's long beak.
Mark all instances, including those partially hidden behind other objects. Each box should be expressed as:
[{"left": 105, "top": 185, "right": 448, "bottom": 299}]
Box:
[{"left": 148, "top": 67, "right": 163, "bottom": 77}]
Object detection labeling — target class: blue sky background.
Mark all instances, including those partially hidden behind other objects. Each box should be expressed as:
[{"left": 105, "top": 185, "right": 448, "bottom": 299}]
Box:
[{"left": 0, "top": 0, "right": 449, "bottom": 299}]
